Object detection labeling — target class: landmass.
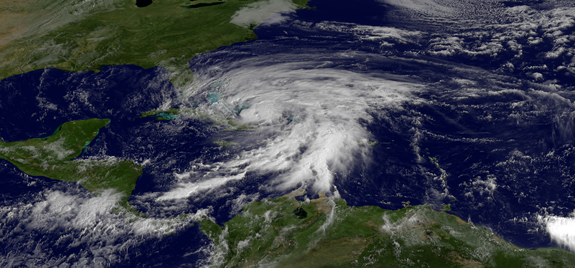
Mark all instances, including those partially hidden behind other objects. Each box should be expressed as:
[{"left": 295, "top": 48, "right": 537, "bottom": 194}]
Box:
[
  {"left": 213, "top": 140, "right": 239, "bottom": 146},
  {"left": 199, "top": 189, "right": 575, "bottom": 267},
  {"left": 139, "top": 108, "right": 182, "bottom": 119},
  {"left": 139, "top": 108, "right": 182, "bottom": 120},
  {"left": 0, "top": 119, "right": 143, "bottom": 214},
  {"left": 0, "top": 0, "right": 311, "bottom": 87},
  {"left": 358, "top": 140, "right": 379, "bottom": 146},
  {"left": 139, "top": 107, "right": 257, "bottom": 130}
]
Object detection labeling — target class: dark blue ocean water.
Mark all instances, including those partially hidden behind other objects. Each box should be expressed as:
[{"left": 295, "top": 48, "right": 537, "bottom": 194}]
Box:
[
  {"left": 2, "top": 0, "right": 575, "bottom": 266},
  {"left": 0, "top": 66, "right": 215, "bottom": 266}
]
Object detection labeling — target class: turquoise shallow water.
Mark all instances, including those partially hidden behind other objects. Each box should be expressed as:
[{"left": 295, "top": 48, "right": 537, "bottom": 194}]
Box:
[{"left": 3, "top": 0, "right": 575, "bottom": 266}]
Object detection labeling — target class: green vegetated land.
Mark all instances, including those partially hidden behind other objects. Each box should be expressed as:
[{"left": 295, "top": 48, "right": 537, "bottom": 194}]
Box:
[
  {"left": 199, "top": 189, "right": 575, "bottom": 267},
  {"left": 0, "top": 0, "right": 311, "bottom": 87},
  {"left": 0, "top": 119, "right": 143, "bottom": 212},
  {"left": 139, "top": 108, "right": 182, "bottom": 120}
]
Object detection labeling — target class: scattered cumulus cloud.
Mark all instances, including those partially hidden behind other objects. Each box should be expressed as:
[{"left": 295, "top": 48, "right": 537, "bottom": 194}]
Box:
[{"left": 0, "top": 188, "right": 201, "bottom": 267}]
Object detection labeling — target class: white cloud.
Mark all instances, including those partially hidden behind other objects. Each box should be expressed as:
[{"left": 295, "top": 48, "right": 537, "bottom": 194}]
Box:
[
  {"left": 353, "top": 25, "right": 422, "bottom": 44},
  {"left": 381, "top": 0, "right": 455, "bottom": 17},
  {"left": 1, "top": 188, "right": 200, "bottom": 266},
  {"left": 541, "top": 213, "right": 575, "bottom": 251},
  {"left": 161, "top": 53, "right": 423, "bottom": 200},
  {"left": 230, "top": 0, "right": 297, "bottom": 28},
  {"left": 157, "top": 172, "right": 246, "bottom": 201},
  {"left": 28, "top": 189, "right": 121, "bottom": 229},
  {"left": 261, "top": 12, "right": 293, "bottom": 26}
]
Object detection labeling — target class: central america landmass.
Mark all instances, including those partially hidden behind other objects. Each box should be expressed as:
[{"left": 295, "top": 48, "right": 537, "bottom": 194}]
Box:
[
  {"left": 0, "top": 118, "right": 573, "bottom": 267},
  {"left": 0, "top": 119, "right": 144, "bottom": 215}
]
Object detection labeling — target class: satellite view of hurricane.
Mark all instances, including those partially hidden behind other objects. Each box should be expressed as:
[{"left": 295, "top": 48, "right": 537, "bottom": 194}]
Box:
[{"left": 3, "top": 0, "right": 575, "bottom": 267}]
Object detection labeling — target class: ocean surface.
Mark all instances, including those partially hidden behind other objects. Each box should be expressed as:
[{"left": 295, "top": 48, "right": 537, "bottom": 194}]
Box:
[{"left": 2, "top": 0, "right": 575, "bottom": 266}]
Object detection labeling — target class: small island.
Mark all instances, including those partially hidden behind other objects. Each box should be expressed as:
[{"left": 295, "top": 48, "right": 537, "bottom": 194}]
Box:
[
  {"left": 199, "top": 189, "right": 575, "bottom": 267},
  {"left": 0, "top": 119, "right": 143, "bottom": 213},
  {"left": 213, "top": 140, "right": 239, "bottom": 147}
]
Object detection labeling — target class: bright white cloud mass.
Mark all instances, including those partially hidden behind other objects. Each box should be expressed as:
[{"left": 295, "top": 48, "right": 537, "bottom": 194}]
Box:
[
  {"left": 157, "top": 53, "right": 424, "bottom": 201},
  {"left": 230, "top": 0, "right": 297, "bottom": 28},
  {"left": 542, "top": 214, "right": 575, "bottom": 252},
  {"left": 5, "top": 0, "right": 575, "bottom": 265}
]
